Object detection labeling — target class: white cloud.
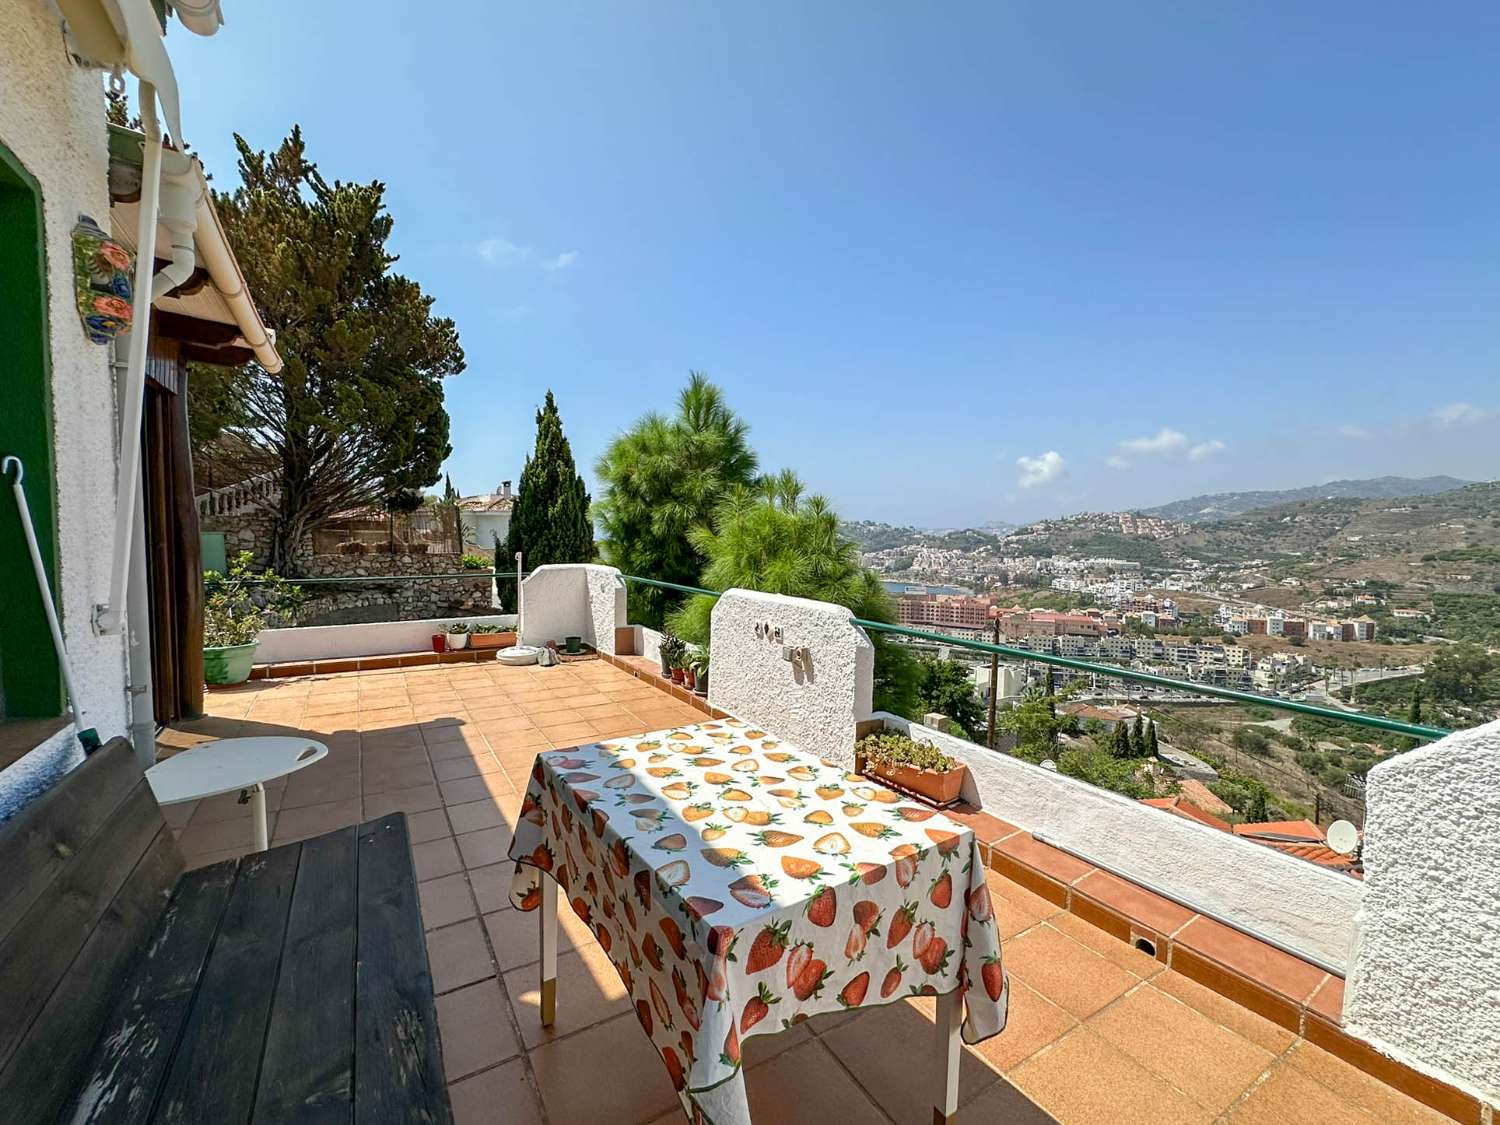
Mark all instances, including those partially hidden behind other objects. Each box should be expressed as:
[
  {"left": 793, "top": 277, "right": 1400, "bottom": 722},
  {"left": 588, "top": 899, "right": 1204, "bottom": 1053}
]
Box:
[
  {"left": 1017, "top": 450, "right": 1065, "bottom": 488},
  {"left": 542, "top": 250, "right": 579, "bottom": 271},
  {"left": 1120, "top": 428, "right": 1187, "bottom": 454},
  {"left": 473, "top": 237, "right": 531, "bottom": 267},
  {"left": 1187, "top": 439, "right": 1226, "bottom": 462},
  {"left": 1104, "top": 455, "right": 1131, "bottom": 469},
  {"left": 1431, "top": 402, "right": 1495, "bottom": 427},
  {"left": 1337, "top": 423, "right": 1371, "bottom": 439}
]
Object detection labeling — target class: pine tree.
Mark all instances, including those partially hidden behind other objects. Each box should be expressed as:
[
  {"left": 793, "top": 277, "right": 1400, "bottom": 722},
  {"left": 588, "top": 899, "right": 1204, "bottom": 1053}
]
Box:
[
  {"left": 506, "top": 391, "right": 594, "bottom": 569},
  {"left": 594, "top": 373, "right": 757, "bottom": 628},
  {"left": 1130, "top": 714, "right": 1145, "bottom": 757},
  {"left": 1145, "top": 719, "right": 1159, "bottom": 758}
]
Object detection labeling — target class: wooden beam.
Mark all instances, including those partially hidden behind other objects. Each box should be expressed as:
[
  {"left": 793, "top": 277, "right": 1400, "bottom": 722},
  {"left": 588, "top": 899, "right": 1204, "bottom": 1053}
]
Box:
[{"left": 152, "top": 310, "right": 241, "bottom": 347}]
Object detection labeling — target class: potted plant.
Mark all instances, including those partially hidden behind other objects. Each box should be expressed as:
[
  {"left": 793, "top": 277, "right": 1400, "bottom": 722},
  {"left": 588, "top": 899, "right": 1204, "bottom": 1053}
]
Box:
[
  {"left": 856, "top": 730, "right": 968, "bottom": 807},
  {"left": 446, "top": 622, "right": 471, "bottom": 650},
  {"left": 470, "top": 624, "right": 517, "bottom": 650},
  {"left": 683, "top": 662, "right": 697, "bottom": 691},
  {"left": 691, "top": 648, "right": 710, "bottom": 696},
  {"left": 203, "top": 551, "right": 302, "bottom": 685},
  {"left": 659, "top": 633, "right": 685, "bottom": 679},
  {"left": 430, "top": 632, "right": 446, "bottom": 654}
]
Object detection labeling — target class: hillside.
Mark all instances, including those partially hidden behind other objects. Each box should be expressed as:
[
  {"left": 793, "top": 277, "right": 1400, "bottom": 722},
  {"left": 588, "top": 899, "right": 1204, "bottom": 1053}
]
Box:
[
  {"left": 840, "top": 520, "right": 1005, "bottom": 553},
  {"left": 1174, "top": 481, "right": 1500, "bottom": 582},
  {"left": 1138, "top": 476, "right": 1471, "bottom": 524}
]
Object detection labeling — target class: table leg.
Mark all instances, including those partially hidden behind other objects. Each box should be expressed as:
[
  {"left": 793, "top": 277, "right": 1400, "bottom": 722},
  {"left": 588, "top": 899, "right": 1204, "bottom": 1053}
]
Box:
[
  {"left": 934, "top": 988, "right": 962, "bottom": 1125},
  {"left": 539, "top": 876, "right": 558, "bottom": 1027},
  {"left": 248, "top": 783, "right": 269, "bottom": 852}
]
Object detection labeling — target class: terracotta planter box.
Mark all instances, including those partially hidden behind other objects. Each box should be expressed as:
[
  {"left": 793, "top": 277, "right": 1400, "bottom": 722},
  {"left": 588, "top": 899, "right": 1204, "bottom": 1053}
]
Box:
[
  {"left": 469, "top": 632, "right": 518, "bottom": 650},
  {"left": 864, "top": 758, "right": 967, "bottom": 807}
]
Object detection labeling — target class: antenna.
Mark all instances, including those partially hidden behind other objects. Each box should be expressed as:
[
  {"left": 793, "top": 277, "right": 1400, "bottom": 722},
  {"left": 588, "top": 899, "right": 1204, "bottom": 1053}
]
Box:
[{"left": 1326, "top": 820, "right": 1360, "bottom": 855}]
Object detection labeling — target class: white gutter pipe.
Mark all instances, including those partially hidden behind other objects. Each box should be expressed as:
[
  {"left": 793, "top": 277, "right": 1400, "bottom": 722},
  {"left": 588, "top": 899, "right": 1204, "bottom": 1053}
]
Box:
[
  {"left": 192, "top": 177, "right": 283, "bottom": 373},
  {"left": 96, "top": 79, "right": 162, "bottom": 635}
]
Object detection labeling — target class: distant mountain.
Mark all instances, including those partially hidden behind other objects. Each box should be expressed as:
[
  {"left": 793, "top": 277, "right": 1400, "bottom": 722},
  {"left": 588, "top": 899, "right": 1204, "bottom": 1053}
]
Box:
[
  {"left": 839, "top": 520, "right": 1006, "bottom": 553},
  {"left": 1139, "top": 477, "right": 1472, "bottom": 525}
]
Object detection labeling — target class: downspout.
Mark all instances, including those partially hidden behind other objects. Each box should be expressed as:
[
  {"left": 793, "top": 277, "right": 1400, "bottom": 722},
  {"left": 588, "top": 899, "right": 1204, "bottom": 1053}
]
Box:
[
  {"left": 126, "top": 432, "right": 157, "bottom": 769},
  {"left": 95, "top": 79, "right": 200, "bottom": 634}
]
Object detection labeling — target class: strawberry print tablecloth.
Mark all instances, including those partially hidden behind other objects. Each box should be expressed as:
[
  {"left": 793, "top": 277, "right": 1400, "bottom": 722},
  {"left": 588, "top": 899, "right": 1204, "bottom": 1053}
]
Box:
[{"left": 507, "top": 718, "right": 1008, "bottom": 1125}]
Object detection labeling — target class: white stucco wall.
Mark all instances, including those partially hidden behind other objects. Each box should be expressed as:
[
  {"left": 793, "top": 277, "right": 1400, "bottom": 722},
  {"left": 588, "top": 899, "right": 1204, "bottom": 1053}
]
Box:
[
  {"left": 1343, "top": 719, "right": 1500, "bottom": 1104},
  {"left": 519, "top": 564, "right": 625, "bottom": 655},
  {"left": 707, "top": 589, "right": 874, "bottom": 767},
  {"left": 254, "top": 614, "right": 517, "bottom": 664},
  {"left": 463, "top": 510, "right": 511, "bottom": 552},
  {"left": 870, "top": 712, "right": 1363, "bottom": 971},
  {"left": 0, "top": 3, "right": 128, "bottom": 803}
]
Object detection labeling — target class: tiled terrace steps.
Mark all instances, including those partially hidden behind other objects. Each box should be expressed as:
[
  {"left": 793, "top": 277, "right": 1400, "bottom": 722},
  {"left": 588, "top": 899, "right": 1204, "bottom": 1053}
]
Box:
[{"left": 222, "top": 654, "right": 1492, "bottom": 1123}]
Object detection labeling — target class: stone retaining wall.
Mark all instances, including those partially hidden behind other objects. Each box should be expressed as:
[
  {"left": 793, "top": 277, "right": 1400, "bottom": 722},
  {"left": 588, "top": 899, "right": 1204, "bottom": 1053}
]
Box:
[{"left": 290, "top": 553, "right": 498, "bottom": 625}]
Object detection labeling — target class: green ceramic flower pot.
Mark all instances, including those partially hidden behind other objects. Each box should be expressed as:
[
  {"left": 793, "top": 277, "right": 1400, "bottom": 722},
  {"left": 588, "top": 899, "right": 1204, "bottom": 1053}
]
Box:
[{"left": 204, "top": 642, "right": 259, "bottom": 685}]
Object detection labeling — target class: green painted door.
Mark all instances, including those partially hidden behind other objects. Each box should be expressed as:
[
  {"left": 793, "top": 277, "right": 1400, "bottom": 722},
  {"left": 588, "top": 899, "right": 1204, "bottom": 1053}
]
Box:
[
  {"left": 0, "top": 143, "right": 62, "bottom": 718},
  {"left": 201, "top": 531, "right": 227, "bottom": 576}
]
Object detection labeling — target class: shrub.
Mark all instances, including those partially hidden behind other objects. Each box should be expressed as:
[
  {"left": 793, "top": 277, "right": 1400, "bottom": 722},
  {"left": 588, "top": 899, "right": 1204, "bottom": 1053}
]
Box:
[
  {"left": 857, "top": 731, "right": 956, "bottom": 773},
  {"left": 337, "top": 541, "right": 367, "bottom": 555},
  {"left": 460, "top": 553, "right": 487, "bottom": 570},
  {"left": 204, "top": 551, "right": 302, "bottom": 647}
]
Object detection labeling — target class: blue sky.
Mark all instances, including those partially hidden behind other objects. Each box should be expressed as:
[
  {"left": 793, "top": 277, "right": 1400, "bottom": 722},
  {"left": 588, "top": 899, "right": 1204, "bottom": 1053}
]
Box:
[{"left": 171, "top": 2, "right": 1500, "bottom": 527}]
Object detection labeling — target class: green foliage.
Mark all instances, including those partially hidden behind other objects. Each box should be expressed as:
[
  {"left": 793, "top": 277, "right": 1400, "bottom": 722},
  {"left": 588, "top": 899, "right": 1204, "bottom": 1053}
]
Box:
[
  {"left": 667, "top": 472, "right": 921, "bottom": 717},
  {"left": 1112, "top": 722, "right": 1132, "bottom": 759},
  {"left": 1208, "top": 769, "right": 1276, "bottom": 822},
  {"left": 1056, "top": 746, "right": 1150, "bottom": 798},
  {"left": 1424, "top": 643, "right": 1500, "bottom": 704},
  {"left": 658, "top": 633, "right": 687, "bottom": 670},
  {"left": 915, "top": 657, "right": 985, "bottom": 738},
  {"left": 998, "top": 685, "right": 1075, "bottom": 752},
  {"left": 594, "top": 374, "right": 758, "bottom": 629},
  {"left": 203, "top": 552, "right": 302, "bottom": 647},
  {"left": 201, "top": 127, "right": 464, "bottom": 572},
  {"left": 1428, "top": 593, "right": 1500, "bottom": 646},
  {"left": 1145, "top": 719, "right": 1159, "bottom": 757},
  {"left": 507, "top": 390, "right": 594, "bottom": 568},
  {"left": 858, "top": 731, "right": 956, "bottom": 773},
  {"left": 1231, "top": 726, "right": 1273, "bottom": 756},
  {"left": 460, "top": 554, "right": 487, "bottom": 570}
]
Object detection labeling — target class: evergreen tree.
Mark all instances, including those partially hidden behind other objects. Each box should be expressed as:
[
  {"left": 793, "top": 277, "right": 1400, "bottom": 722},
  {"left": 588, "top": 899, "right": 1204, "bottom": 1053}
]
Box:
[
  {"left": 594, "top": 373, "right": 758, "bottom": 628},
  {"left": 667, "top": 471, "right": 920, "bottom": 717},
  {"left": 1130, "top": 714, "right": 1145, "bottom": 757},
  {"left": 507, "top": 391, "right": 594, "bottom": 568},
  {"left": 1246, "top": 785, "right": 1269, "bottom": 823},
  {"left": 1112, "top": 722, "right": 1132, "bottom": 759},
  {"left": 197, "top": 127, "right": 464, "bottom": 573},
  {"left": 1145, "top": 719, "right": 1159, "bottom": 758},
  {"left": 916, "top": 656, "right": 986, "bottom": 739}
]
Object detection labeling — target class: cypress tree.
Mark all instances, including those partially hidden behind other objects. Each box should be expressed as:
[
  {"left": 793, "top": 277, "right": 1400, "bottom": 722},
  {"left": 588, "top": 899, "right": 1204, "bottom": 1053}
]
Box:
[
  {"left": 1130, "top": 714, "right": 1145, "bottom": 757},
  {"left": 506, "top": 391, "right": 594, "bottom": 569},
  {"left": 1145, "top": 719, "right": 1159, "bottom": 758},
  {"left": 1112, "top": 722, "right": 1132, "bottom": 759}
]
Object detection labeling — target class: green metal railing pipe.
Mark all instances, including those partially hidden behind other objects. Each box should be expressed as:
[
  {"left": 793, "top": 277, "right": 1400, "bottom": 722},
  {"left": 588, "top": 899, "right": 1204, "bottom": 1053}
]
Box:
[
  {"left": 619, "top": 575, "right": 720, "bottom": 598},
  {"left": 850, "top": 618, "right": 1450, "bottom": 741},
  {"left": 615, "top": 573, "right": 1449, "bottom": 741}
]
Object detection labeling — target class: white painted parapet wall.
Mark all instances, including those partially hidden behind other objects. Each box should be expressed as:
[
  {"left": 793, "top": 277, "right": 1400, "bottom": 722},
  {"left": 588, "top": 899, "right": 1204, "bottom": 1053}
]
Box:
[
  {"left": 871, "top": 712, "right": 1363, "bottom": 972},
  {"left": 1344, "top": 718, "right": 1500, "bottom": 1105},
  {"left": 707, "top": 589, "right": 874, "bottom": 767},
  {"left": 254, "top": 614, "right": 516, "bottom": 664},
  {"left": 519, "top": 564, "right": 626, "bottom": 656}
]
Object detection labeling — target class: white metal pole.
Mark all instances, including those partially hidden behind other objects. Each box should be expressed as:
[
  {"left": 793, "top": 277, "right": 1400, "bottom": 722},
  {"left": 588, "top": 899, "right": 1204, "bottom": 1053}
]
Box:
[
  {"left": 249, "top": 783, "right": 269, "bottom": 852},
  {"left": 934, "top": 988, "right": 962, "bottom": 1123},
  {"left": 539, "top": 874, "right": 558, "bottom": 1026},
  {"left": 515, "top": 550, "right": 525, "bottom": 638},
  {"left": 4, "top": 457, "right": 89, "bottom": 738},
  {"left": 126, "top": 456, "right": 157, "bottom": 769},
  {"left": 98, "top": 79, "right": 164, "bottom": 635}
]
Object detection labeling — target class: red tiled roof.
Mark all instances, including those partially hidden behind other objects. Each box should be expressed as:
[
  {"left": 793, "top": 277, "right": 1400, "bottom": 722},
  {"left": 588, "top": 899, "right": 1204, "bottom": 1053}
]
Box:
[
  {"left": 1140, "top": 796, "right": 1233, "bottom": 832},
  {"left": 1233, "top": 819, "right": 1324, "bottom": 842}
]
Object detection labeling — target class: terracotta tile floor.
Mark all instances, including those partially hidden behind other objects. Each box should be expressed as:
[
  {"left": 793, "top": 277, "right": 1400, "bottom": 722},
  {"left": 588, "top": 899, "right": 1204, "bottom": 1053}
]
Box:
[{"left": 159, "top": 662, "right": 1448, "bottom": 1125}]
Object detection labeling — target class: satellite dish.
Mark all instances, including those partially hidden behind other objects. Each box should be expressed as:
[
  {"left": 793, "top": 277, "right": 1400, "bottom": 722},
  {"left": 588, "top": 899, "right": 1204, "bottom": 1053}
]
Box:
[{"left": 1326, "top": 820, "right": 1360, "bottom": 855}]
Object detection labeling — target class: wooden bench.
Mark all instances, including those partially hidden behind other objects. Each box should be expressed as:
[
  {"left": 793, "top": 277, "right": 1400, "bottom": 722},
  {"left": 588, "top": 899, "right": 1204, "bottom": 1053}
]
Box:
[{"left": 0, "top": 737, "right": 452, "bottom": 1123}]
